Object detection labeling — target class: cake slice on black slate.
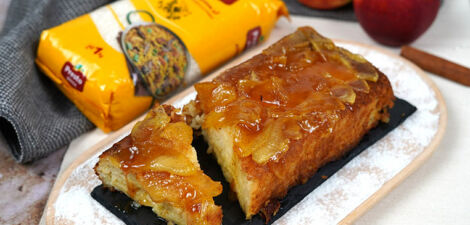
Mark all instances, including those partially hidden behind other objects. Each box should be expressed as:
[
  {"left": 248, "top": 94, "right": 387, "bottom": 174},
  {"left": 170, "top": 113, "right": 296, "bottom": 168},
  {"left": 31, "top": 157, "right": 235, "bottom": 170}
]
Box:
[{"left": 95, "top": 104, "right": 223, "bottom": 225}]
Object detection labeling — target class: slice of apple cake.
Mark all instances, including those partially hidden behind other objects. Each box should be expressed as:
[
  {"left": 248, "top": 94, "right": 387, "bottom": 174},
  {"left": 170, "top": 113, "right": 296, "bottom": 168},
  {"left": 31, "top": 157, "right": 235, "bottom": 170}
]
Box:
[{"left": 95, "top": 104, "right": 223, "bottom": 225}]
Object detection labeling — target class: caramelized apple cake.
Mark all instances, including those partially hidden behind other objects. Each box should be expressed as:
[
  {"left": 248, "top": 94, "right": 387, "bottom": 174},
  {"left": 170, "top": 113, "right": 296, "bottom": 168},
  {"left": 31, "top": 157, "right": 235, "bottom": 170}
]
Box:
[
  {"left": 184, "top": 26, "right": 394, "bottom": 219},
  {"left": 94, "top": 104, "right": 222, "bottom": 225}
]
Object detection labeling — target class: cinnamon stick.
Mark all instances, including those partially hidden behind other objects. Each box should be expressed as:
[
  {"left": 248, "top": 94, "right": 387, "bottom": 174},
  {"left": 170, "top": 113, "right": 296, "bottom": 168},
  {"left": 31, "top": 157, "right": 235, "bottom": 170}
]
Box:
[{"left": 400, "top": 45, "right": 470, "bottom": 87}]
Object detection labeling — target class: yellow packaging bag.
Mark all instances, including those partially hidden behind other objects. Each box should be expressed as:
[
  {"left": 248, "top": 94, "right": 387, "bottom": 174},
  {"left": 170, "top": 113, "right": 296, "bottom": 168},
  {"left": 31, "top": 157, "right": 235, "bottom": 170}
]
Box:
[{"left": 36, "top": 0, "right": 288, "bottom": 132}]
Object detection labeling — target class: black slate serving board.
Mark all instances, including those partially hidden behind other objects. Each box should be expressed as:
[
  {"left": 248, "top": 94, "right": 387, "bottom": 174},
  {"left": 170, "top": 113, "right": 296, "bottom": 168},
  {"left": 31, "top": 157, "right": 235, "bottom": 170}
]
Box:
[{"left": 91, "top": 97, "right": 416, "bottom": 225}]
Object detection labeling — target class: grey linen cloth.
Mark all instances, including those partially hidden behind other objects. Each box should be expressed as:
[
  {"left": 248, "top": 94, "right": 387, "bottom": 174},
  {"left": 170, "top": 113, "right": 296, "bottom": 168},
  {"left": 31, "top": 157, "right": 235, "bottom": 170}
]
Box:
[{"left": 0, "top": 0, "right": 113, "bottom": 163}]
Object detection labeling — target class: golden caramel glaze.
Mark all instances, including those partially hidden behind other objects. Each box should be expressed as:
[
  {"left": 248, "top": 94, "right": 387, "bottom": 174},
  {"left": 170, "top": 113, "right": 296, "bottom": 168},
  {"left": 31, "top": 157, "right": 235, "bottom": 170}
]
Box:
[
  {"left": 193, "top": 26, "right": 394, "bottom": 217},
  {"left": 96, "top": 104, "right": 222, "bottom": 225}
]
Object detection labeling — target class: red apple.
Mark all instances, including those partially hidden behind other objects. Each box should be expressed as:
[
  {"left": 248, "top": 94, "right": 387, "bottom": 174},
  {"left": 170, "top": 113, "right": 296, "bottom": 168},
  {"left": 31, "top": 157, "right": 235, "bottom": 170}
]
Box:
[
  {"left": 299, "top": 0, "right": 352, "bottom": 10},
  {"left": 354, "top": 0, "right": 440, "bottom": 46}
]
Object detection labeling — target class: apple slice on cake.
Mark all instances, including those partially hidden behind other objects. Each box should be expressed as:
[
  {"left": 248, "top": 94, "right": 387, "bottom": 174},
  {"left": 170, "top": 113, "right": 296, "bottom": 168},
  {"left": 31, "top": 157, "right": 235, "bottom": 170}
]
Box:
[{"left": 94, "top": 104, "right": 223, "bottom": 225}]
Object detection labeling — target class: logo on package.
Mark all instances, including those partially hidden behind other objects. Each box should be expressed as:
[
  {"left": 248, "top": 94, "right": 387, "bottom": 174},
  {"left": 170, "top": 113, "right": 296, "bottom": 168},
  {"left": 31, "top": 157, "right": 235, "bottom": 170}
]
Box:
[{"left": 61, "top": 62, "right": 87, "bottom": 92}]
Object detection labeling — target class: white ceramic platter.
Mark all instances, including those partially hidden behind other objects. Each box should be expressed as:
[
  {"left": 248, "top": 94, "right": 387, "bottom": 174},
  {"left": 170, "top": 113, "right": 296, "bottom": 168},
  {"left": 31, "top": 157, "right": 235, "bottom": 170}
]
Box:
[{"left": 44, "top": 40, "right": 446, "bottom": 225}]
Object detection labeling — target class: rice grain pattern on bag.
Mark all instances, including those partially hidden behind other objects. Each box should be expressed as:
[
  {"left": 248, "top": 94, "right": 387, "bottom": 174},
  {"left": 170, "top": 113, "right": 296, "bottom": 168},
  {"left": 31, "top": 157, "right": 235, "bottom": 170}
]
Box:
[{"left": 36, "top": 0, "right": 288, "bottom": 132}]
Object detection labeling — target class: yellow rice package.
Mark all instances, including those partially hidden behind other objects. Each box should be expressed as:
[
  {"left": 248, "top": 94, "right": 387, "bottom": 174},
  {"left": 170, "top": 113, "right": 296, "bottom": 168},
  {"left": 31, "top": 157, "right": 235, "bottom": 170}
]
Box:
[{"left": 36, "top": 0, "right": 288, "bottom": 132}]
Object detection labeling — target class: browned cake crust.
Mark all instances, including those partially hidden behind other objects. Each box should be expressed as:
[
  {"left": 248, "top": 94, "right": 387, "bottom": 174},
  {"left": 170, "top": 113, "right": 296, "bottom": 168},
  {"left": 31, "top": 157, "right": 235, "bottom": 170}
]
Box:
[
  {"left": 189, "top": 26, "right": 395, "bottom": 219},
  {"left": 231, "top": 70, "right": 392, "bottom": 218}
]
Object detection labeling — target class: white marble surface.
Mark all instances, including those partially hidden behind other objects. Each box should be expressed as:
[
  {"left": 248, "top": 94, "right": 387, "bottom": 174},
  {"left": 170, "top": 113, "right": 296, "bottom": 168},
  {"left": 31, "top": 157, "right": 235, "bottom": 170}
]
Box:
[{"left": 0, "top": 135, "right": 65, "bottom": 225}]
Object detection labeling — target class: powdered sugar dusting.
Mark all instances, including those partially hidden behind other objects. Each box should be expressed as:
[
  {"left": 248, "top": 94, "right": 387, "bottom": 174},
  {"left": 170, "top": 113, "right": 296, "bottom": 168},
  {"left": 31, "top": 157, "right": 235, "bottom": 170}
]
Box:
[
  {"left": 53, "top": 139, "right": 128, "bottom": 225},
  {"left": 51, "top": 42, "right": 442, "bottom": 224},
  {"left": 54, "top": 186, "right": 123, "bottom": 225}
]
